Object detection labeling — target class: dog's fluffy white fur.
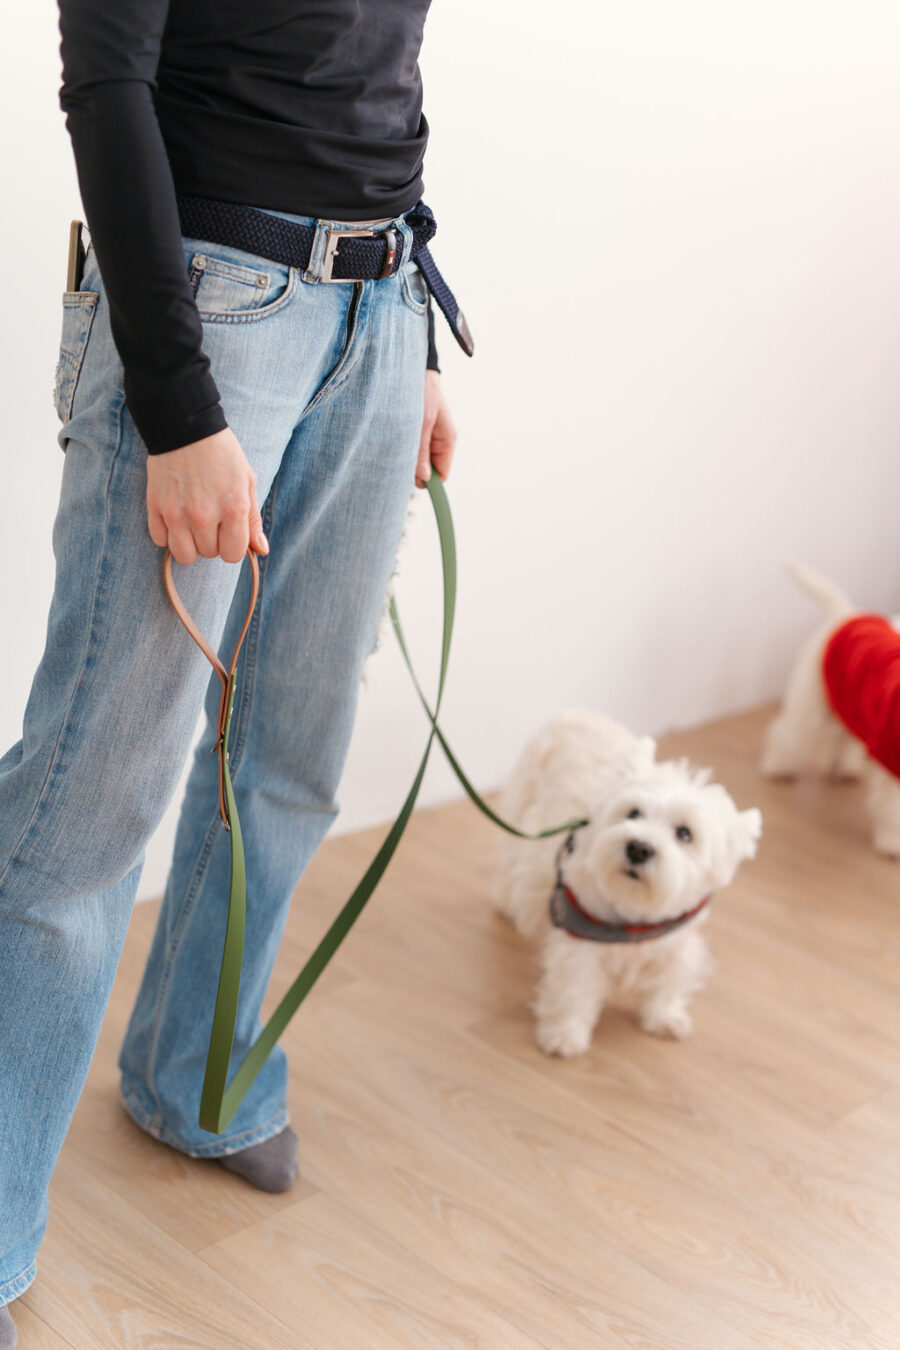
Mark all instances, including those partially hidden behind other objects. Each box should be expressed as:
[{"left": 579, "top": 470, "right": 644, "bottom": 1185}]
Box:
[
  {"left": 493, "top": 709, "right": 762, "bottom": 1057},
  {"left": 760, "top": 562, "right": 900, "bottom": 857}
]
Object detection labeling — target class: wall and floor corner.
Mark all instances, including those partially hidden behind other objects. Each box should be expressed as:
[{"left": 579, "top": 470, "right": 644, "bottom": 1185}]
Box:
[{"left": 2, "top": 2, "right": 900, "bottom": 901}]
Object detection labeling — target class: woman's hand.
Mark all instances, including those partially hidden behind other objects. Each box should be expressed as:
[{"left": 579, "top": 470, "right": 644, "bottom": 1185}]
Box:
[
  {"left": 146, "top": 427, "right": 269, "bottom": 564},
  {"left": 415, "top": 370, "right": 457, "bottom": 489}
]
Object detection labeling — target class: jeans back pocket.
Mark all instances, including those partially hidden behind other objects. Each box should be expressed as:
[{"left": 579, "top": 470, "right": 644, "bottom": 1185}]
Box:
[{"left": 53, "top": 291, "right": 99, "bottom": 426}]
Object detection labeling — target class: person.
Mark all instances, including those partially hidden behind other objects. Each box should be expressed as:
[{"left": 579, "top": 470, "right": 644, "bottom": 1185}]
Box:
[{"left": 0, "top": 1, "right": 459, "bottom": 1341}]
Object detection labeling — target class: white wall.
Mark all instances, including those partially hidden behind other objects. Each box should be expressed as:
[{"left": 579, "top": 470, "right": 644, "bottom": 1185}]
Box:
[{"left": 3, "top": 2, "right": 900, "bottom": 902}]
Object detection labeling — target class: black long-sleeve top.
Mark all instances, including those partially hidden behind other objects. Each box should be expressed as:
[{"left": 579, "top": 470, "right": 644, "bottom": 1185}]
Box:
[{"left": 57, "top": 0, "right": 438, "bottom": 456}]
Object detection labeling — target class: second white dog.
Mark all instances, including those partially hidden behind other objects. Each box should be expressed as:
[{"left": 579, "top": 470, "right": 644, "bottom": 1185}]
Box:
[
  {"left": 760, "top": 562, "right": 900, "bottom": 857},
  {"left": 493, "top": 710, "right": 762, "bottom": 1057}
]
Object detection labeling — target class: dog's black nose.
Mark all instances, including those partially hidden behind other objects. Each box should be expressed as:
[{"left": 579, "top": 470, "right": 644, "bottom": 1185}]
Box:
[{"left": 626, "top": 839, "right": 655, "bottom": 866}]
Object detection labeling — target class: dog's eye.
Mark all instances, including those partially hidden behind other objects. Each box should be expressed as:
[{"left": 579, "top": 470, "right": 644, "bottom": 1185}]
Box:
[
  {"left": 627, "top": 807, "right": 642, "bottom": 820},
  {"left": 675, "top": 824, "right": 693, "bottom": 843}
]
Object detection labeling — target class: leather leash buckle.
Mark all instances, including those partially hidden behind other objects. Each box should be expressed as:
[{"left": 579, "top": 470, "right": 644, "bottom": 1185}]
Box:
[
  {"left": 320, "top": 225, "right": 398, "bottom": 283},
  {"left": 162, "top": 547, "right": 260, "bottom": 830}
]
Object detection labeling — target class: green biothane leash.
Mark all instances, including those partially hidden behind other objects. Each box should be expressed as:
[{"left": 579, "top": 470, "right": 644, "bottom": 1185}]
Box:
[{"left": 163, "top": 475, "right": 587, "bottom": 1135}]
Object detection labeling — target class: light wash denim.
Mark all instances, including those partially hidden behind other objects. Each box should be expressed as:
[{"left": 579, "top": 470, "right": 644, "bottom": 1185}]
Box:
[{"left": 0, "top": 202, "right": 430, "bottom": 1304}]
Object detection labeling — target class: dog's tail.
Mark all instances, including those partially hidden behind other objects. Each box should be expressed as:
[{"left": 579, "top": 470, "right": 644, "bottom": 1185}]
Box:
[{"left": 786, "top": 561, "right": 854, "bottom": 620}]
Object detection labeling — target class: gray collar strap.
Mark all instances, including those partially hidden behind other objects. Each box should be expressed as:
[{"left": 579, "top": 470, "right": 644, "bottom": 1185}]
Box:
[{"left": 549, "top": 882, "right": 712, "bottom": 943}]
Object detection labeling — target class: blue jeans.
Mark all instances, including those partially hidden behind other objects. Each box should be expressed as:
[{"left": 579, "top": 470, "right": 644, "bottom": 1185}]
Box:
[{"left": 0, "top": 203, "right": 430, "bottom": 1303}]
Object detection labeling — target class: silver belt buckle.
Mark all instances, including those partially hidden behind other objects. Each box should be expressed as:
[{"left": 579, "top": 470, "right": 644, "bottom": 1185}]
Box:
[{"left": 320, "top": 226, "right": 398, "bottom": 283}]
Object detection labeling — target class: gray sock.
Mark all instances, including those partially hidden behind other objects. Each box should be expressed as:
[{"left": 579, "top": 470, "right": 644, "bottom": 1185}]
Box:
[
  {"left": 0, "top": 1304, "right": 17, "bottom": 1349},
  {"left": 218, "top": 1125, "right": 299, "bottom": 1193}
]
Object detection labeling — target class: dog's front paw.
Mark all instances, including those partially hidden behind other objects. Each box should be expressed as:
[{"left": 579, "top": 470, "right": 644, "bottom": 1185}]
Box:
[
  {"left": 873, "top": 831, "right": 900, "bottom": 861},
  {"left": 535, "top": 1019, "right": 592, "bottom": 1058},
  {"left": 826, "top": 769, "right": 862, "bottom": 785},
  {"left": 639, "top": 1005, "right": 693, "bottom": 1040},
  {"left": 759, "top": 725, "right": 804, "bottom": 781},
  {"left": 759, "top": 753, "right": 798, "bottom": 783}
]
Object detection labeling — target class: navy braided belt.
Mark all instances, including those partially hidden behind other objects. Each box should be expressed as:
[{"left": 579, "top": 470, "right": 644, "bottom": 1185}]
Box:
[{"left": 174, "top": 191, "right": 474, "bottom": 357}]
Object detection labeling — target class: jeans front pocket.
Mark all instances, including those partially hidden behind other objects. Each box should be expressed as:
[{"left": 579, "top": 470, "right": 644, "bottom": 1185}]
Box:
[
  {"left": 186, "top": 247, "right": 296, "bottom": 322},
  {"left": 53, "top": 291, "right": 100, "bottom": 425},
  {"left": 399, "top": 260, "right": 429, "bottom": 315}
]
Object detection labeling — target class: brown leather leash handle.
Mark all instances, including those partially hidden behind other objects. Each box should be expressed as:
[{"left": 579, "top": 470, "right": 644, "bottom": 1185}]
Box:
[{"left": 162, "top": 547, "right": 260, "bottom": 828}]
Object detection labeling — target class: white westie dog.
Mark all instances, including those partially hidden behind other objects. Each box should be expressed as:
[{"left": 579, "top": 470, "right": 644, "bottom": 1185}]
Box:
[
  {"left": 760, "top": 562, "right": 900, "bottom": 857},
  {"left": 493, "top": 709, "right": 762, "bottom": 1057}
]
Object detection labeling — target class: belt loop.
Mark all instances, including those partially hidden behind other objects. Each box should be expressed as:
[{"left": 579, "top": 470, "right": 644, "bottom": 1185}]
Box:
[
  {"left": 303, "top": 219, "right": 332, "bottom": 285},
  {"left": 395, "top": 215, "right": 414, "bottom": 272}
]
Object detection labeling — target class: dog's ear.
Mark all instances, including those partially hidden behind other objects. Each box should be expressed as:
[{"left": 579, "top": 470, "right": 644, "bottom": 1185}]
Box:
[
  {"left": 733, "top": 807, "right": 763, "bottom": 861},
  {"left": 634, "top": 735, "right": 656, "bottom": 767},
  {"left": 673, "top": 755, "right": 712, "bottom": 787},
  {"left": 705, "top": 791, "right": 763, "bottom": 886}
]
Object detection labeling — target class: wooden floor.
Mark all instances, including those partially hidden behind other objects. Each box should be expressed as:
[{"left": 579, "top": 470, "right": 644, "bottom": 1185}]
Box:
[{"left": 14, "top": 705, "right": 900, "bottom": 1349}]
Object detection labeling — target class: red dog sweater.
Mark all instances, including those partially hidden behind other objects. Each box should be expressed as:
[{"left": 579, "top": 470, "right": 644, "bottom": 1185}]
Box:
[{"left": 822, "top": 614, "right": 900, "bottom": 780}]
